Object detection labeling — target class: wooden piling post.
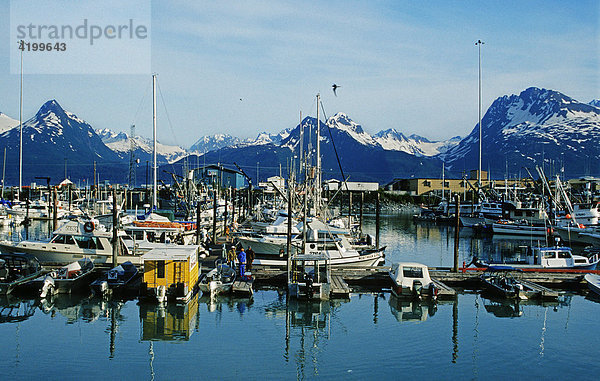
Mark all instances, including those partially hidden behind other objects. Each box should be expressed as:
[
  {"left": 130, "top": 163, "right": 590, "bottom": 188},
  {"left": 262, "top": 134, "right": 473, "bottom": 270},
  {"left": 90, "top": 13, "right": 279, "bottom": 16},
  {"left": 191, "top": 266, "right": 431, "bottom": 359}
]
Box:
[
  {"left": 231, "top": 188, "right": 236, "bottom": 226},
  {"left": 359, "top": 192, "right": 364, "bottom": 234},
  {"left": 453, "top": 194, "right": 460, "bottom": 273},
  {"left": 212, "top": 188, "right": 218, "bottom": 244},
  {"left": 375, "top": 191, "right": 380, "bottom": 249},
  {"left": 52, "top": 186, "right": 58, "bottom": 231},
  {"left": 112, "top": 188, "right": 119, "bottom": 265},
  {"left": 196, "top": 200, "right": 201, "bottom": 245}
]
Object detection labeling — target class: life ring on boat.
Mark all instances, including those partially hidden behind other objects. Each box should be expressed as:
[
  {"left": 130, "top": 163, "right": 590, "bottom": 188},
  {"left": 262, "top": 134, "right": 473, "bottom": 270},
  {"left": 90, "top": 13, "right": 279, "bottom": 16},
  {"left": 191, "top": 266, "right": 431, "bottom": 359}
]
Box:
[{"left": 83, "top": 221, "right": 95, "bottom": 233}]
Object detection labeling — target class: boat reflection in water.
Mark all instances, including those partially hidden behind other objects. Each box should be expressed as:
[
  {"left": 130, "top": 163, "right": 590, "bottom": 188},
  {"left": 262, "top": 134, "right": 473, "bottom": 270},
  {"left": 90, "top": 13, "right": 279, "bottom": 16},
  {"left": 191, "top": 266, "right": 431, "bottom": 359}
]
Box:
[
  {"left": 388, "top": 294, "right": 438, "bottom": 322},
  {"left": 0, "top": 294, "right": 37, "bottom": 323},
  {"left": 139, "top": 297, "right": 199, "bottom": 341},
  {"left": 198, "top": 293, "right": 254, "bottom": 315},
  {"left": 482, "top": 295, "right": 571, "bottom": 319},
  {"left": 38, "top": 293, "right": 117, "bottom": 324}
]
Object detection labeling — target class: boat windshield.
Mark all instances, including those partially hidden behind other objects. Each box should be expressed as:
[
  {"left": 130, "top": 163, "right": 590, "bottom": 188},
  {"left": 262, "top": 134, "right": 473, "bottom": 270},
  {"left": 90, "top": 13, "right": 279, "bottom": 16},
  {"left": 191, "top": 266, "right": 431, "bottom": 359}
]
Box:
[
  {"left": 558, "top": 250, "right": 572, "bottom": 259},
  {"left": 74, "top": 236, "right": 104, "bottom": 250},
  {"left": 403, "top": 267, "right": 424, "bottom": 278},
  {"left": 51, "top": 235, "right": 76, "bottom": 245}
]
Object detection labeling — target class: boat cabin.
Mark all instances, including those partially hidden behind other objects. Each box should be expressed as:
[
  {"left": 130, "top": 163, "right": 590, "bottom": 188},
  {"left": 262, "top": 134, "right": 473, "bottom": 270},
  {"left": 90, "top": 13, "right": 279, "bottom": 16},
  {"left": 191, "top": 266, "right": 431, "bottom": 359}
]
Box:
[
  {"left": 530, "top": 246, "right": 596, "bottom": 268},
  {"left": 141, "top": 246, "right": 200, "bottom": 303},
  {"left": 288, "top": 253, "right": 331, "bottom": 300}
]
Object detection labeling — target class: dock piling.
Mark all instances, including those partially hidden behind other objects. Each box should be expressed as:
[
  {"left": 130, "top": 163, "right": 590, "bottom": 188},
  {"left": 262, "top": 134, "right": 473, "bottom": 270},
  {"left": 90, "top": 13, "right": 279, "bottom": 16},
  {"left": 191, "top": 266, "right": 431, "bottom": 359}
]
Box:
[{"left": 453, "top": 194, "right": 460, "bottom": 273}]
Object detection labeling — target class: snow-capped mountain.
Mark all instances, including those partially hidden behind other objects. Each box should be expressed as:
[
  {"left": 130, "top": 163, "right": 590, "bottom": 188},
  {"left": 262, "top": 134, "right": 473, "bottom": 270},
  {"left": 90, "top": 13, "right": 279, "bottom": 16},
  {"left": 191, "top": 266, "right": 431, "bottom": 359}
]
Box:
[
  {"left": 374, "top": 129, "right": 461, "bottom": 156},
  {"left": 0, "top": 111, "right": 19, "bottom": 134},
  {"left": 96, "top": 128, "right": 187, "bottom": 164},
  {"left": 189, "top": 129, "right": 292, "bottom": 153},
  {"left": 189, "top": 134, "right": 242, "bottom": 153},
  {"left": 0, "top": 100, "right": 123, "bottom": 184},
  {"left": 590, "top": 99, "right": 600, "bottom": 109},
  {"left": 443, "top": 87, "right": 600, "bottom": 177}
]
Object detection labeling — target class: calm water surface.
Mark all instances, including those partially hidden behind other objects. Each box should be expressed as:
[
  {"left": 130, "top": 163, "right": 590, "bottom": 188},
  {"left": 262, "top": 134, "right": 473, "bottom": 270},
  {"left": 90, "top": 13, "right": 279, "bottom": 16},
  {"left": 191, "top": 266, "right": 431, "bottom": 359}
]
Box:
[{"left": 0, "top": 214, "right": 599, "bottom": 380}]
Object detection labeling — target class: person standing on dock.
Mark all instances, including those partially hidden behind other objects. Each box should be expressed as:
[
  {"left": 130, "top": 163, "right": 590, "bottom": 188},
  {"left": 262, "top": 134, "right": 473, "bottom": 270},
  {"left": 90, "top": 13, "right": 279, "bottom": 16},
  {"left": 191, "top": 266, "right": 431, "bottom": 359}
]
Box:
[
  {"left": 227, "top": 245, "right": 237, "bottom": 269},
  {"left": 238, "top": 247, "right": 246, "bottom": 279},
  {"left": 246, "top": 246, "right": 255, "bottom": 272}
]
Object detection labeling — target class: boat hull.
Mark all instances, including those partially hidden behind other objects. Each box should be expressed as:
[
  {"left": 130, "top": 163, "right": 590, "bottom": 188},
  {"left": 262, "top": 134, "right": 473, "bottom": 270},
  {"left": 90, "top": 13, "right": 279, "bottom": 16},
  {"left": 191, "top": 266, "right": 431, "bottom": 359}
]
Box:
[
  {"left": 254, "top": 250, "right": 384, "bottom": 268},
  {"left": 492, "top": 223, "right": 548, "bottom": 236}
]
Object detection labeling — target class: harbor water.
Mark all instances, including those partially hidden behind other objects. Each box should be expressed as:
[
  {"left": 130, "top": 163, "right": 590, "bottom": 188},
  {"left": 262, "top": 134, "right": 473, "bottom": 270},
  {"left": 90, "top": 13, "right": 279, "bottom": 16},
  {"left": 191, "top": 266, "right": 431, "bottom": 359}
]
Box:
[{"left": 1, "top": 213, "right": 599, "bottom": 380}]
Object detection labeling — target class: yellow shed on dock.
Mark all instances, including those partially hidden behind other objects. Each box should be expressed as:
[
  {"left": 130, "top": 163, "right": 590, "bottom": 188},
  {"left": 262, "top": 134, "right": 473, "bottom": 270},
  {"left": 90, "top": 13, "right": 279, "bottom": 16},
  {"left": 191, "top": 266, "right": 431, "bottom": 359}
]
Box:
[{"left": 141, "top": 245, "right": 201, "bottom": 303}]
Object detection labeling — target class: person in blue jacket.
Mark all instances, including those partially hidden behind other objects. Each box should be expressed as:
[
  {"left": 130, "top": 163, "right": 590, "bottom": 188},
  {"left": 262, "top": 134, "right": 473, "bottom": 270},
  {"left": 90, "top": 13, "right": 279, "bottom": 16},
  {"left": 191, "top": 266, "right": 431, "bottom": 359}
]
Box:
[{"left": 238, "top": 247, "right": 246, "bottom": 278}]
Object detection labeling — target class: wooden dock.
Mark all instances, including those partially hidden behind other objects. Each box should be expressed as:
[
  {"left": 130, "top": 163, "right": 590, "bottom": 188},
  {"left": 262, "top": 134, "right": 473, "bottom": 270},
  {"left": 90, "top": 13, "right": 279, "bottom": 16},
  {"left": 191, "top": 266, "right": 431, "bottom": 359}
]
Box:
[
  {"left": 232, "top": 277, "right": 254, "bottom": 296},
  {"left": 330, "top": 275, "right": 351, "bottom": 298},
  {"left": 250, "top": 265, "right": 597, "bottom": 291}
]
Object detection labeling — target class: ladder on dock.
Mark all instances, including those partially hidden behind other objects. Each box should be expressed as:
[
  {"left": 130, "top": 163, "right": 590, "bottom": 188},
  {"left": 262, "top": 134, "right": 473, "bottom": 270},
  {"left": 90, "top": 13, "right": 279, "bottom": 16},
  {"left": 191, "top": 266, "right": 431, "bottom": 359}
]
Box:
[{"left": 330, "top": 275, "right": 351, "bottom": 298}]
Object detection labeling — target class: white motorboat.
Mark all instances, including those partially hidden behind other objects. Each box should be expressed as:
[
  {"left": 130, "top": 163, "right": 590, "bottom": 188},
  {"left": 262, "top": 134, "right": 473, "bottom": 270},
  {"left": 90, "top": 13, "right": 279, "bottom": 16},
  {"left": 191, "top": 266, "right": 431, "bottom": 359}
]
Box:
[
  {"left": 0, "top": 219, "right": 133, "bottom": 266},
  {"left": 389, "top": 262, "right": 437, "bottom": 299}
]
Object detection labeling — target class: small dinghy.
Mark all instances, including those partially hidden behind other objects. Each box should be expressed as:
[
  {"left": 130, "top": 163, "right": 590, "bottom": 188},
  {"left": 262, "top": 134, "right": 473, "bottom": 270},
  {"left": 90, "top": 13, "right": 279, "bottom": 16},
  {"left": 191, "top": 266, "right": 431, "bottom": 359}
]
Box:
[
  {"left": 38, "top": 258, "right": 95, "bottom": 298},
  {"left": 199, "top": 260, "right": 236, "bottom": 297},
  {"left": 584, "top": 273, "right": 600, "bottom": 297},
  {"left": 91, "top": 261, "right": 139, "bottom": 296}
]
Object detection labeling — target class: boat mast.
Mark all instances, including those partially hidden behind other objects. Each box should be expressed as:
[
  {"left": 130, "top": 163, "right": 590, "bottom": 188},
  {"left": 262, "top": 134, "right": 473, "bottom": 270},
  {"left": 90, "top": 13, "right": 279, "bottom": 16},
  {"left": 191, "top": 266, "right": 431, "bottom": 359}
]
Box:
[
  {"left": 315, "top": 93, "right": 321, "bottom": 215},
  {"left": 19, "top": 48, "right": 23, "bottom": 200},
  {"left": 152, "top": 73, "right": 157, "bottom": 210},
  {"left": 476, "top": 39, "right": 484, "bottom": 201}
]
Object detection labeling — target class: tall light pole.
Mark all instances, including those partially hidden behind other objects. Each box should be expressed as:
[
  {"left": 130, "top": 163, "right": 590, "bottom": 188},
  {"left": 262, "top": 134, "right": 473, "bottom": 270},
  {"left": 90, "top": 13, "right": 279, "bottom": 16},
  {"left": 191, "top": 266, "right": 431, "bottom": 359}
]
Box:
[{"left": 475, "top": 39, "right": 484, "bottom": 200}]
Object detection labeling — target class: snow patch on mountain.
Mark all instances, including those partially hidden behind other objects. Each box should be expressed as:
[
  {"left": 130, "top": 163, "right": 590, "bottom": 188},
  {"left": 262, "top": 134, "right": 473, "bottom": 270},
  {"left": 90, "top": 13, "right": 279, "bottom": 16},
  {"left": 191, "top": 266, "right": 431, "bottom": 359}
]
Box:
[{"left": 0, "top": 112, "right": 19, "bottom": 134}]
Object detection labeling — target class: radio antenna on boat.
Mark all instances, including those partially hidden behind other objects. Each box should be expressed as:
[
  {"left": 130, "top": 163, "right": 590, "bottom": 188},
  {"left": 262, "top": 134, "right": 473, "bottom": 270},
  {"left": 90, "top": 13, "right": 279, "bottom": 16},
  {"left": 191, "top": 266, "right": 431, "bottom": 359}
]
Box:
[
  {"left": 152, "top": 73, "right": 157, "bottom": 210},
  {"left": 475, "top": 39, "right": 484, "bottom": 201},
  {"left": 19, "top": 47, "right": 23, "bottom": 200}
]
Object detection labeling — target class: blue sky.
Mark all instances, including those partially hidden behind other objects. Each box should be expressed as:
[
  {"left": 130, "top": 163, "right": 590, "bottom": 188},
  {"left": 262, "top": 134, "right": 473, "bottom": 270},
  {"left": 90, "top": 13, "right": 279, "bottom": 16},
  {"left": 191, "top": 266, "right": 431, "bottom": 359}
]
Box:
[{"left": 0, "top": 0, "right": 598, "bottom": 147}]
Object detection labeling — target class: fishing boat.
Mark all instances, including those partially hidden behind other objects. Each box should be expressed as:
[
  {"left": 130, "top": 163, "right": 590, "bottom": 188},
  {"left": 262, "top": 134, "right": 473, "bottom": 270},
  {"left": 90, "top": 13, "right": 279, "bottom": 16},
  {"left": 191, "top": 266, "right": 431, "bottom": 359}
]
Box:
[
  {"left": 475, "top": 245, "right": 599, "bottom": 270},
  {"left": 584, "top": 273, "right": 600, "bottom": 297},
  {"left": 90, "top": 261, "right": 139, "bottom": 296},
  {"left": 140, "top": 245, "right": 201, "bottom": 303},
  {"left": 0, "top": 219, "right": 133, "bottom": 266},
  {"left": 37, "top": 258, "right": 95, "bottom": 298},
  {"left": 491, "top": 220, "right": 548, "bottom": 236},
  {"left": 247, "top": 219, "right": 385, "bottom": 268},
  {"left": 198, "top": 260, "right": 236, "bottom": 297},
  {"left": 0, "top": 253, "right": 43, "bottom": 295},
  {"left": 288, "top": 253, "right": 331, "bottom": 300},
  {"left": 389, "top": 262, "right": 437, "bottom": 299}
]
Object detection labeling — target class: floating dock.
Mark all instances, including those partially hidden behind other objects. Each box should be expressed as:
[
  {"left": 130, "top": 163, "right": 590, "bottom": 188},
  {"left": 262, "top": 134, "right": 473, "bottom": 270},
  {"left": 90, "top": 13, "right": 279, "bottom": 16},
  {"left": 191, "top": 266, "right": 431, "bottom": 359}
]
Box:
[
  {"left": 232, "top": 277, "right": 254, "bottom": 296},
  {"left": 249, "top": 265, "right": 599, "bottom": 292},
  {"left": 330, "top": 275, "right": 351, "bottom": 298}
]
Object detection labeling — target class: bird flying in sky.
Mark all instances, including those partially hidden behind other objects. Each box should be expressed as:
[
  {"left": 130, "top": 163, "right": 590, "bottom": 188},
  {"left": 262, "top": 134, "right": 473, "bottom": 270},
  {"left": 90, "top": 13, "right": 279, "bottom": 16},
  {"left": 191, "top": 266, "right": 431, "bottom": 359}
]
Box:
[{"left": 332, "top": 83, "right": 340, "bottom": 96}]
